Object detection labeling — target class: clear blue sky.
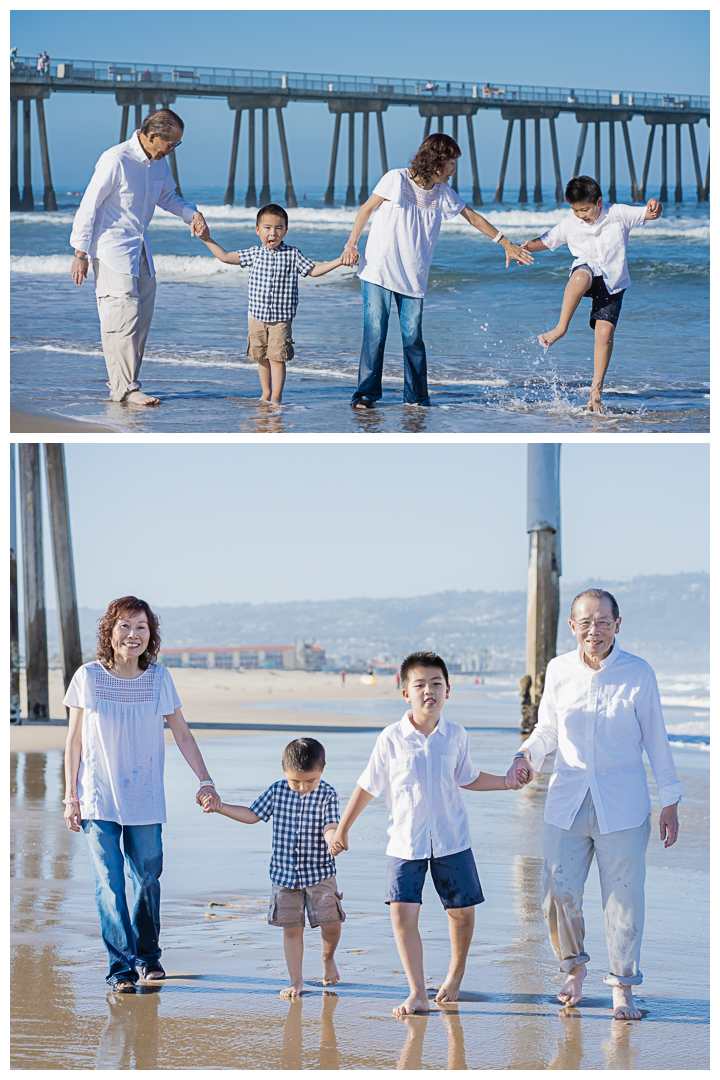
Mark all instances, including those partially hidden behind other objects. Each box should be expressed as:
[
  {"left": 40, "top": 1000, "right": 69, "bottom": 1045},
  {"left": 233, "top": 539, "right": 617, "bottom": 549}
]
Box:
[
  {"left": 11, "top": 9, "right": 710, "bottom": 193},
  {"left": 18, "top": 442, "right": 710, "bottom": 611}
]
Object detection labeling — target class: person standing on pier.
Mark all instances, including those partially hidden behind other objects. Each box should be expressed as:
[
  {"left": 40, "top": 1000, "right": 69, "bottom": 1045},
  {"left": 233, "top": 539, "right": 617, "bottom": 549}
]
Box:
[
  {"left": 69, "top": 109, "right": 207, "bottom": 407},
  {"left": 344, "top": 133, "right": 533, "bottom": 409}
]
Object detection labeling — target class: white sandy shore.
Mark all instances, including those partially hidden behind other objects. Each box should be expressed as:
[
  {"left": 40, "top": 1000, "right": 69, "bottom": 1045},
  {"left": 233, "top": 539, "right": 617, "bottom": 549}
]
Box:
[
  {"left": 10, "top": 668, "right": 408, "bottom": 752},
  {"left": 11, "top": 404, "right": 117, "bottom": 433}
]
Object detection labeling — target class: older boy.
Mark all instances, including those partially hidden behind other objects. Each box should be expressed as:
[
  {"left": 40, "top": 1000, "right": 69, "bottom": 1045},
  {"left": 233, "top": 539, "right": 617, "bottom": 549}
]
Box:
[
  {"left": 197, "top": 204, "right": 351, "bottom": 404},
  {"left": 329, "top": 651, "right": 529, "bottom": 1017},
  {"left": 201, "top": 737, "right": 345, "bottom": 999},
  {"left": 520, "top": 176, "right": 662, "bottom": 413}
]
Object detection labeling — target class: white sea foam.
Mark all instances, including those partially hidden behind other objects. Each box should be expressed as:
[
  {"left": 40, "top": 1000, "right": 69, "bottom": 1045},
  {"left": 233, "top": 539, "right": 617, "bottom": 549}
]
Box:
[{"left": 10, "top": 253, "right": 359, "bottom": 282}]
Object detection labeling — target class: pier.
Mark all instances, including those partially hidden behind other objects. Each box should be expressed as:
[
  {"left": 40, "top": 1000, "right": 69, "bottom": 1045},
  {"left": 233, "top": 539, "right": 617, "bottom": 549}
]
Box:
[{"left": 10, "top": 56, "right": 710, "bottom": 211}]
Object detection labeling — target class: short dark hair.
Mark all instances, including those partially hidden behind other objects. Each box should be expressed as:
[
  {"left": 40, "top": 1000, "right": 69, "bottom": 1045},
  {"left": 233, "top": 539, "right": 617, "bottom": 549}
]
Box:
[
  {"left": 96, "top": 596, "right": 161, "bottom": 671},
  {"left": 565, "top": 175, "right": 602, "bottom": 204},
  {"left": 282, "top": 738, "right": 326, "bottom": 774},
  {"left": 140, "top": 109, "right": 184, "bottom": 141},
  {"left": 570, "top": 588, "right": 620, "bottom": 620},
  {"left": 400, "top": 651, "right": 449, "bottom": 688},
  {"left": 256, "top": 203, "right": 288, "bottom": 227},
  {"left": 408, "top": 133, "right": 461, "bottom": 185}
]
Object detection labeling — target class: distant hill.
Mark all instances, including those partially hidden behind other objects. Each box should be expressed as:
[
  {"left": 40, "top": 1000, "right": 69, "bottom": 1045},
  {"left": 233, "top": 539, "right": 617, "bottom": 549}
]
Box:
[{"left": 43, "top": 572, "right": 708, "bottom": 673}]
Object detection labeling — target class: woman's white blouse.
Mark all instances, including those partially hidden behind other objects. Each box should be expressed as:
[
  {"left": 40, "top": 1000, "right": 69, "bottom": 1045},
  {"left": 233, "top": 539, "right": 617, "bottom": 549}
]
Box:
[
  {"left": 63, "top": 661, "right": 181, "bottom": 826},
  {"left": 357, "top": 168, "right": 466, "bottom": 298}
]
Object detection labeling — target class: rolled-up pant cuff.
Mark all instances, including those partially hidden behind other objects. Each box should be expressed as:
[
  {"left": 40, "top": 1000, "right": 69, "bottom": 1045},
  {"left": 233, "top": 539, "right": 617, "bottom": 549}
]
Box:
[
  {"left": 558, "top": 952, "right": 590, "bottom": 974},
  {"left": 109, "top": 380, "right": 142, "bottom": 402},
  {"left": 604, "top": 971, "right": 643, "bottom": 987}
]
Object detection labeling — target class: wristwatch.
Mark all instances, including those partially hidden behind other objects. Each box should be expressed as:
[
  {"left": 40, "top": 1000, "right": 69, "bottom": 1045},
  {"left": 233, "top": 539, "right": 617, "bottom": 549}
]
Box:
[
  {"left": 492, "top": 231, "right": 505, "bottom": 244},
  {"left": 199, "top": 779, "right": 216, "bottom": 788},
  {"left": 74, "top": 252, "right": 88, "bottom": 260}
]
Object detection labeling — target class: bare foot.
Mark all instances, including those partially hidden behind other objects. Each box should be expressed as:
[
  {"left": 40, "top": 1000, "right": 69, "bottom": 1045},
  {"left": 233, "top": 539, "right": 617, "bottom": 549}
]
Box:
[
  {"left": 587, "top": 388, "right": 604, "bottom": 413},
  {"left": 322, "top": 957, "right": 340, "bottom": 987},
  {"left": 393, "top": 991, "right": 432, "bottom": 1018},
  {"left": 280, "top": 981, "right": 304, "bottom": 1000},
  {"left": 125, "top": 390, "right": 159, "bottom": 407},
  {"left": 259, "top": 395, "right": 271, "bottom": 403},
  {"left": 270, "top": 397, "right": 283, "bottom": 405},
  {"left": 435, "top": 971, "right": 463, "bottom": 1004},
  {"left": 557, "top": 962, "right": 586, "bottom": 1006},
  {"left": 612, "top": 984, "right": 641, "bottom": 1020},
  {"left": 539, "top": 327, "right": 567, "bottom": 348}
]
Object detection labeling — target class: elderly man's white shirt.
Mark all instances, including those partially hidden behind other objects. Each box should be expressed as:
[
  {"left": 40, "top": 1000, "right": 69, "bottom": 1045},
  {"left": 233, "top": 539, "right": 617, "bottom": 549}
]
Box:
[
  {"left": 522, "top": 643, "right": 683, "bottom": 834},
  {"left": 357, "top": 712, "right": 480, "bottom": 859},
  {"left": 70, "top": 131, "right": 197, "bottom": 276}
]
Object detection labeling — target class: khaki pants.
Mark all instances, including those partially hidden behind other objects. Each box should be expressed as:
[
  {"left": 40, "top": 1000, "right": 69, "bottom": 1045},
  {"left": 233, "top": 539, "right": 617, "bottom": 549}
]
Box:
[
  {"left": 542, "top": 789, "right": 651, "bottom": 986},
  {"left": 247, "top": 315, "right": 294, "bottom": 364},
  {"left": 93, "top": 249, "right": 157, "bottom": 402}
]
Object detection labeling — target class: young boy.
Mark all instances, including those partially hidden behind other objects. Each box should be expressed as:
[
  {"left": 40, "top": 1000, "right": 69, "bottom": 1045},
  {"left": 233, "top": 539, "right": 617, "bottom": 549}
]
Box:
[
  {"left": 328, "top": 651, "right": 530, "bottom": 1017},
  {"left": 197, "top": 204, "right": 351, "bottom": 404},
  {"left": 200, "top": 737, "right": 345, "bottom": 999},
  {"left": 520, "top": 176, "right": 662, "bottom": 414}
]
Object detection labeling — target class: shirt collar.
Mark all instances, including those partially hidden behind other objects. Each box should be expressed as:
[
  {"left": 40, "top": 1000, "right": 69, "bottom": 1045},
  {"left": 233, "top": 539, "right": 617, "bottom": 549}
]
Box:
[
  {"left": 400, "top": 710, "right": 447, "bottom": 737},
  {"left": 129, "top": 130, "right": 153, "bottom": 164},
  {"left": 579, "top": 203, "right": 609, "bottom": 229},
  {"left": 574, "top": 639, "right": 620, "bottom": 673}
]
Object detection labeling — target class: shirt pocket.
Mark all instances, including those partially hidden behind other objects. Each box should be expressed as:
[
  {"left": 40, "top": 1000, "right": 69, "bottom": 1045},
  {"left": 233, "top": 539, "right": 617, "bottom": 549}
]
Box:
[
  {"left": 601, "top": 695, "right": 640, "bottom": 740},
  {"left": 600, "top": 222, "right": 625, "bottom": 256},
  {"left": 390, "top": 754, "right": 420, "bottom": 816}
]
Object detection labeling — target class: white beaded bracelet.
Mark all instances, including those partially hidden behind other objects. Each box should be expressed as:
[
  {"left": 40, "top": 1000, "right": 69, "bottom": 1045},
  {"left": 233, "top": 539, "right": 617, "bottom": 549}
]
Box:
[{"left": 492, "top": 231, "right": 505, "bottom": 244}]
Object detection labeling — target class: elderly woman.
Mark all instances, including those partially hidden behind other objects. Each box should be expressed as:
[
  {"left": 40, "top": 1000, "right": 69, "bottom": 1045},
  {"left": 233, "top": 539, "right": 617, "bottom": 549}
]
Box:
[{"left": 63, "top": 595, "right": 217, "bottom": 992}]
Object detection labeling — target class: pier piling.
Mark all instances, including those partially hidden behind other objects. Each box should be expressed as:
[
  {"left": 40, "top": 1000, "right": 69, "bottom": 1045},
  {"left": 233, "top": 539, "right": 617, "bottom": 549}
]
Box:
[
  {"left": 119, "top": 103, "right": 129, "bottom": 143},
  {"left": 21, "top": 100, "right": 33, "bottom": 211},
  {"left": 573, "top": 122, "right": 588, "bottom": 177},
  {"left": 35, "top": 98, "right": 57, "bottom": 210},
  {"left": 533, "top": 117, "right": 542, "bottom": 202},
  {"left": 687, "top": 123, "right": 705, "bottom": 202},
  {"left": 452, "top": 116, "right": 459, "bottom": 191},
  {"left": 10, "top": 100, "right": 20, "bottom": 210},
  {"left": 466, "top": 114, "right": 482, "bottom": 205},
  {"left": 19, "top": 445, "right": 48, "bottom": 721},
  {"left": 594, "top": 121, "right": 601, "bottom": 184},
  {"left": 224, "top": 109, "right": 242, "bottom": 205},
  {"left": 245, "top": 109, "right": 257, "bottom": 207},
  {"left": 376, "top": 111, "right": 388, "bottom": 175},
  {"left": 259, "top": 108, "right": 271, "bottom": 205},
  {"left": 518, "top": 119, "right": 527, "bottom": 202},
  {"left": 346, "top": 112, "right": 355, "bottom": 206},
  {"left": 275, "top": 107, "right": 297, "bottom": 207},
  {"left": 324, "top": 112, "right": 341, "bottom": 206},
  {"left": 639, "top": 124, "right": 655, "bottom": 201},
  {"left": 674, "top": 123, "right": 682, "bottom": 202},
  {"left": 621, "top": 120, "right": 640, "bottom": 201},
  {"left": 494, "top": 118, "right": 514, "bottom": 202},
  {"left": 608, "top": 120, "right": 616, "bottom": 201},
  {"left": 359, "top": 111, "right": 369, "bottom": 203},
  {"left": 45, "top": 445, "right": 83, "bottom": 698},
  {"left": 659, "top": 124, "right": 668, "bottom": 201},
  {"left": 549, "top": 117, "right": 563, "bottom": 202}
]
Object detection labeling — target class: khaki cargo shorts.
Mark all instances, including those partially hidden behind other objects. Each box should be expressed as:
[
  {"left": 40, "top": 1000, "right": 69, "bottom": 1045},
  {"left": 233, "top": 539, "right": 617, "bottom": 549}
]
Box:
[
  {"left": 247, "top": 315, "right": 295, "bottom": 364},
  {"left": 268, "top": 876, "right": 346, "bottom": 928}
]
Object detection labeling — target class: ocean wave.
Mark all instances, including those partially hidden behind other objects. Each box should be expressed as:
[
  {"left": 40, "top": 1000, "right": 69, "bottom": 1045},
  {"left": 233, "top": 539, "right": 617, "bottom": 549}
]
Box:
[{"left": 10, "top": 253, "right": 358, "bottom": 282}]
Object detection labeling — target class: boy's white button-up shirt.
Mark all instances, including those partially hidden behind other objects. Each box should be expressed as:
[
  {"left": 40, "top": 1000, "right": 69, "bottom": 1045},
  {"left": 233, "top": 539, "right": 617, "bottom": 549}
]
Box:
[
  {"left": 521, "top": 643, "right": 683, "bottom": 835},
  {"left": 357, "top": 712, "right": 480, "bottom": 860},
  {"left": 539, "top": 202, "right": 647, "bottom": 293},
  {"left": 69, "top": 131, "right": 197, "bottom": 277}
]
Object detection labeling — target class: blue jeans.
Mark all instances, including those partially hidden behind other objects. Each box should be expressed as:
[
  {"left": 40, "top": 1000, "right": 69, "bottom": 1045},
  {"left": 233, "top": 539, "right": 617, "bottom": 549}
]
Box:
[
  {"left": 82, "top": 820, "right": 163, "bottom": 985},
  {"left": 352, "top": 280, "right": 429, "bottom": 405}
]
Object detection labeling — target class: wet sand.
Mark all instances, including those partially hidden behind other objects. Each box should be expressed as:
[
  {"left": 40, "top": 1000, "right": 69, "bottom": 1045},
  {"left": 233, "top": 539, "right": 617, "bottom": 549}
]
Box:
[
  {"left": 10, "top": 403, "right": 118, "bottom": 433},
  {"left": 11, "top": 694, "right": 709, "bottom": 1070}
]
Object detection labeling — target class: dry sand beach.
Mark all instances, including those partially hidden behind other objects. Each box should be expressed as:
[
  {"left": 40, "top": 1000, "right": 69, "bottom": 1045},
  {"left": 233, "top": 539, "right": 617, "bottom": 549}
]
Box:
[{"left": 11, "top": 671, "right": 709, "bottom": 1069}]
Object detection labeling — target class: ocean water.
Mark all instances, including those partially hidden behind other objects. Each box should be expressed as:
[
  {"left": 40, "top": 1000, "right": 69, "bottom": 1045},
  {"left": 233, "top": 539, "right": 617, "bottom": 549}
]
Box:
[{"left": 11, "top": 185, "right": 709, "bottom": 433}]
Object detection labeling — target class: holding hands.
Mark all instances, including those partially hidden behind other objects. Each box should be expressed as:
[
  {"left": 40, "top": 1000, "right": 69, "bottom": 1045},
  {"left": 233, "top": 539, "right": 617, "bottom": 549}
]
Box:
[
  {"left": 327, "top": 830, "right": 348, "bottom": 857},
  {"left": 503, "top": 240, "right": 534, "bottom": 268},
  {"left": 190, "top": 211, "right": 209, "bottom": 239},
  {"left": 342, "top": 243, "right": 360, "bottom": 267},
  {"left": 198, "top": 788, "right": 221, "bottom": 812}
]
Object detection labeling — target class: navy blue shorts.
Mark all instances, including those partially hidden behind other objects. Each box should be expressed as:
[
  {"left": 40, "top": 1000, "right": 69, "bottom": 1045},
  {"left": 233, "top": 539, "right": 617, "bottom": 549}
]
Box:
[
  {"left": 574, "top": 264, "right": 625, "bottom": 328},
  {"left": 385, "top": 847, "right": 485, "bottom": 909}
]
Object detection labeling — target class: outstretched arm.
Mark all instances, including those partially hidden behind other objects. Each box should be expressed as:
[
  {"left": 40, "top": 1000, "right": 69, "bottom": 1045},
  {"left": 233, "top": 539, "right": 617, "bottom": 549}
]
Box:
[
  {"left": 308, "top": 256, "right": 345, "bottom": 277},
  {"left": 460, "top": 206, "right": 534, "bottom": 266},
  {"left": 461, "top": 764, "right": 530, "bottom": 792},
  {"left": 344, "top": 193, "right": 387, "bottom": 264},
  {"left": 520, "top": 237, "right": 549, "bottom": 253},
  {"left": 200, "top": 793, "right": 261, "bottom": 824},
  {"left": 196, "top": 233, "right": 241, "bottom": 265},
  {"left": 328, "top": 785, "right": 374, "bottom": 854}
]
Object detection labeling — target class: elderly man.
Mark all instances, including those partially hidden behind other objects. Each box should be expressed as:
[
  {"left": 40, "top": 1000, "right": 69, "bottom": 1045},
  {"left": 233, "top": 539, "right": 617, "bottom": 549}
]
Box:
[
  {"left": 509, "top": 588, "right": 682, "bottom": 1021},
  {"left": 70, "top": 109, "right": 206, "bottom": 406}
]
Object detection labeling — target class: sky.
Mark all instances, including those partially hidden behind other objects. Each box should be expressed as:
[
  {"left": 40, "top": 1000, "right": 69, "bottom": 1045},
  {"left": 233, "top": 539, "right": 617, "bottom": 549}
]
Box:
[
  {"left": 14, "top": 442, "right": 710, "bottom": 612},
  {"left": 11, "top": 8, "right": 710, "bottom": 193}
]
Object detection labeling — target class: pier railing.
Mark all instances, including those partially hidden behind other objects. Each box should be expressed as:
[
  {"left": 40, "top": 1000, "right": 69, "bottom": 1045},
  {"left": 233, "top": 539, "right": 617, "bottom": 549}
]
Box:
[{"left": 10, "top": 56, "right": 710, "bottom": 113}]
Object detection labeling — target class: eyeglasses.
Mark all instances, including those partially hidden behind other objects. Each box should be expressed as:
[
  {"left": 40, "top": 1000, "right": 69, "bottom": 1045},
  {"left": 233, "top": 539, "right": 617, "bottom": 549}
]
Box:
[
  {"left": 573, "top": 618, "right": 616, "bottom": 632},
  {"left": 162, "top": 138, "right": 182, "bottom": 151}
]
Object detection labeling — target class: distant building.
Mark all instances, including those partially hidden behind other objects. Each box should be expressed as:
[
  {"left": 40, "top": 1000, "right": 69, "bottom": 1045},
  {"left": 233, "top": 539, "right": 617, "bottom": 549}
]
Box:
[{"left": 158, "top": 640, "right": 325, "bottom": 671}]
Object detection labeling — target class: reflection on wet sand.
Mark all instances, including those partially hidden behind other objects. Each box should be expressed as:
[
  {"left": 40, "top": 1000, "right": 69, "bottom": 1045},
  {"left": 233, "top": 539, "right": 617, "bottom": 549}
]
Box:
[{"left": 11, "top": 743, "right": 710, "bottom": 1070}]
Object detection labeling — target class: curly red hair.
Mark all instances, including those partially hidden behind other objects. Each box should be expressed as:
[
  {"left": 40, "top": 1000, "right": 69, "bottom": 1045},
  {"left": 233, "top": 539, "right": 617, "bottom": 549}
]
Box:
[
  {"left": 408, "top": 133, "right": 461, "bottom": 185},
  {"left": 96, "top": 596, "right": 161, "bottom": 671}
]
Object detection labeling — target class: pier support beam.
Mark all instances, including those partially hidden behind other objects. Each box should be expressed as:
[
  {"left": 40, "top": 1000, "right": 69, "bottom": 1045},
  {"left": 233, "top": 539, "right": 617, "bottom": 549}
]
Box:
[
  {"left": 549, "top": 117, "right": 562, "bottom": 202},
  {"left": 11, "top": 100, "right": 21, "bottom": 210},
  {"left": 167, "top": 150, "right": 182, "bottom": 197},
  {"left": 423, "top": 116, "right": 431, "bottom": 141},
  {"left": 674, "top": 123, "right": 682, "bottom": 202},
  {"left": 224, "top": 110, "right": 242, "bottom": 206},
  {"left": 246, "top": 108, "right": 257, "bottom": 207},
  {"left": 452, "top": 115, "right": 458, "bottom": 190},
  {"left": 703, "top": 151, "right": 709, "bottom": 203},
  {"left": 494, "top": 119, "right": 514, "bottom": 202},
  {"left": 518, "top": 119, "right": 527, "bottom": 202},
  {"left": 346, "top": 111, "right": 356, "bottom": 205},
  {"left": 275, "top": 107, "right": 297, "bottom": 207},
  {"left": 466, "top": 114, "right": 482, "bottom": 205},
  {"left": 21, "top": 100, "right": 34, "bottom": 211},
  {"left": 119, "top": 104, "right": 129, "bottom": 143},
  {"left": 608, "top": 120, "right": 616, "bottom": 202},
  {"left": 324, "top": 113, "right": 342, "bottom": 206},
  {"left": 639, "top": 124, "right": 655, "bottom": 202},
  {"left": 594, "top": 121, "right": 601, "bottom": 184},
  {"left": 19, "top": 445, "right": 48, "bottom": 721},
  {"left": 573, "top": 122, "right": 588, "bottom": 177},
  {"left": 45, "top": 445, "right": 83, "bottom": 698},
  {"left": 688, "top": 123, "right": 704, "bottom": 202},
  {"left": 533, "top": 117, "right": 542, "bottom": 203},
  {"left": 376, "top": 111, "right": 388, "bottom": 175},
  {"left": 259, "top": 108, "right": 271, "bottom": 205},
  {"left": 660, "top": 124, "right": 668, "bottom": 201},
  {"left": 621, "top": 120, "right": 640, "bottom": 202},
  {"left": 134, "top": 103, "right": 142, "bottom": 130},
  {"left": 35, "top": 98, "right": 57, "bottom": 210},
  {"left": 359, "top": 111, "right": 369, "bottom": 202}
]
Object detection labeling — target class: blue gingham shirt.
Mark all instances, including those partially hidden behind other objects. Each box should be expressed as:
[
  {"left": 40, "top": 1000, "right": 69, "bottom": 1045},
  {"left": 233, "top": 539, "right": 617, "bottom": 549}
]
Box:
[
  {"left": 250, "top": 779, "right": 339, "bottom": 888},
  {"left": 238, "top": 242, "right": 315, "bottom": 322}
]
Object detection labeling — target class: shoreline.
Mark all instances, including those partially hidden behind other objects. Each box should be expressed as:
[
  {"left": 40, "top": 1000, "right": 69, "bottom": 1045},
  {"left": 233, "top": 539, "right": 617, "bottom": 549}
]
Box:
[{"left": 11, "top": 403, "right": 117, "bottom": 433}]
